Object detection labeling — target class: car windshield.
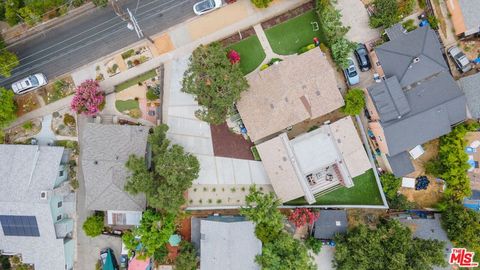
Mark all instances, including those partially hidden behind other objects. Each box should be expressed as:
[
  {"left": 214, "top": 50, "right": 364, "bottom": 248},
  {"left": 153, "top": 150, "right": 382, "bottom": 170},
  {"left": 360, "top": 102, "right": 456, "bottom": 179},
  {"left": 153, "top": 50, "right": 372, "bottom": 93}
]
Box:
[
  {"left": 29, "top": 75, "right": 39, "bottom": 86},
  {"left": 349, "top": 68, "right": 358, "bottom": 77},
  {"left": 197, "top": 0, "right": 214, "bottom": 11}
]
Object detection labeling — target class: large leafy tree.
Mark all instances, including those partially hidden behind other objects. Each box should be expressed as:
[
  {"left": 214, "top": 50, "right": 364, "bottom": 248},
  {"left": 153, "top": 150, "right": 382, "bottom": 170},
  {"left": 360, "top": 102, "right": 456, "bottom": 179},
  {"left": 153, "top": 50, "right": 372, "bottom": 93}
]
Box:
[
  {"left": 240, "top": 186, "right": 284, "bottom": 243},
  {"left": 256, "top": 231, "right": 316, "bottom": 270},
  {"left": 441, "top": 203, "right": 480, "bottom": 261},
  {"left": 380, "top": 173, "right": 415, "bottom": 210},
  {"left": 335, "top": 219, "right": 447, "bottom": 270},
  {"left": 182, "top": 42, "right": 248, "bottom": 125},
  {"left": 82, "top": 213, "right": 104, "bottom": 237},
  {"left": 122, "top": 209, "right": 176, "bottom": 258},
  {"left": 0, "top": 87, "right": 16, "bottom": 128},
  {"left": 174, "top": 241, "right": 198, "bottom": 270},
  {"left": 125, "top": 124, "right": 200, "bottom": 214},
  {"left": 0, "top": 38, "right": 19, "bottom": 78},
  {"left": 342, "top": 88, "right": 366, "bottom": 115},
  {"left": 369, "top": 0, "right": 401, "bottom": 28}
]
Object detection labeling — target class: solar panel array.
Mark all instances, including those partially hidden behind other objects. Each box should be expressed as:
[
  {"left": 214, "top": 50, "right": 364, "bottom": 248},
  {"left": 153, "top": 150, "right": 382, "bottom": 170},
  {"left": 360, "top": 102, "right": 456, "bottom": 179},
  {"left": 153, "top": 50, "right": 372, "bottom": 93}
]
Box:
[{"left": 0, "top": 215, "right": 40, "bottom": 237}]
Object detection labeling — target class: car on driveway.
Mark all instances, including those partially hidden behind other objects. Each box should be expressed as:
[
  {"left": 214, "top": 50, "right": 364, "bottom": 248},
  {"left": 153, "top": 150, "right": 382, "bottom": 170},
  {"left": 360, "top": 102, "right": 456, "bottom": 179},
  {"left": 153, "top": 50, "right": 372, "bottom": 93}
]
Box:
[
  {"left": 100, "top": 248, "right": 119, "bottom": 270},
  {"left": 193, "top": 0, "right": 222, "bottom": 15},
  {"left": 11, "top": 73, "right": 47, "bottom": 95},
  {"left": 448, "top": 46, "right": 472, "bottom": 73},
  {"left": 343, "top": 58, "right": 360, "bottom": 86},
  {"left": 354, "top": 44, "right": 371, "bottom": 71}
]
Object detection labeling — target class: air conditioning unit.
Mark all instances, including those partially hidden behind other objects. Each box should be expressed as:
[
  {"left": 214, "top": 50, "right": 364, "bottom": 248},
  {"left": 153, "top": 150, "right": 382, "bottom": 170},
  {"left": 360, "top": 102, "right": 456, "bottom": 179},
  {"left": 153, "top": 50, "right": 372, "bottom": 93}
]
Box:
[{"left": 40, "top": 191, "right": 48, "bottom": 200}]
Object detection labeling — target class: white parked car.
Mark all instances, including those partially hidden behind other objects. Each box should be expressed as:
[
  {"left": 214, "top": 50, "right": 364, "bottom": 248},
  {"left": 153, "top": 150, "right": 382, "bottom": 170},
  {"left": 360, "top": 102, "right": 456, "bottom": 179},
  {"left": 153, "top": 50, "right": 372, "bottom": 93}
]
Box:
[
  {"left": 447, "top": 46, "right": 472, "bottom": 73},
  {"left": 11, "top": 73, "right": 47, "bottom": 95},
  {"left": 193, "top": 0, "right": 222, "bottom": 15},
  {"left": 343, "top": 58, "right": 360, "bottom": 86}
]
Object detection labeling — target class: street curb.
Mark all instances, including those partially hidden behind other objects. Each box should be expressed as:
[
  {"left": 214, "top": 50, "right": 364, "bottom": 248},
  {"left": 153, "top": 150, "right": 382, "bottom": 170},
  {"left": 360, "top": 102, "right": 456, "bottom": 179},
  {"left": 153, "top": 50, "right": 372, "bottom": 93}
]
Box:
[{"left": 5, "top": 2, "right": 97, "bottom": 47}]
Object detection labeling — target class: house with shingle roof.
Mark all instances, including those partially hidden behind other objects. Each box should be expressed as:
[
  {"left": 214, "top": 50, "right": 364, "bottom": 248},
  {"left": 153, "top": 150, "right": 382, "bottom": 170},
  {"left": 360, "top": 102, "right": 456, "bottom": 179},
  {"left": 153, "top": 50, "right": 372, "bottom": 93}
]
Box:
[
  {"left": 365, "top": 26, "right": 467, "bottom": 177},
  {"left": 446, "top": 0, "right": 480, "bottom": 37},
  {"left": 0, "top": 145, "right": 74, "bottom": 270},
  {"left": 459, "top": 72, "right": 480, "bottom": 119},
  {"left": 81, "top": 123, "right": 149, "bottom": 226}
]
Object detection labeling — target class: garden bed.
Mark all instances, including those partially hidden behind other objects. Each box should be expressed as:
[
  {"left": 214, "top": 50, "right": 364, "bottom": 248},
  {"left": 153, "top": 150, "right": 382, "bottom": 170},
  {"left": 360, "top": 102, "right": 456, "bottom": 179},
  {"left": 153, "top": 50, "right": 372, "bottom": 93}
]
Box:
[
  {"left": 260, "top": 2, "right": 314, "bottom": 30},
  {"left": 38, "top": 76, "right": 75, "bottom": 104},
  {"left": 210, "top": 122, "right": 254, "bottom": 160},
  {"left": 114, "top": 69, "right": 158, "bottom": 92},
  {"left": 219, "top": 27, "right": 256, "bottom": 47},
  {"left": 226, "top": 36, "right": 266, "bottom": 74},
  {"left": 15, "top": 92, "right": 40, "bottom": 116},
  {"left": 4, "top": 118, "right": 42, "bottom": 144},
  {"left": 264, "top": 10, "right": 324, "bottom": 55},
  {"left": 52, "top": 109, "right": 77, "bottom": 137},
  {"left": 121, "top": 46, "right": 153, "bottom": 69}
]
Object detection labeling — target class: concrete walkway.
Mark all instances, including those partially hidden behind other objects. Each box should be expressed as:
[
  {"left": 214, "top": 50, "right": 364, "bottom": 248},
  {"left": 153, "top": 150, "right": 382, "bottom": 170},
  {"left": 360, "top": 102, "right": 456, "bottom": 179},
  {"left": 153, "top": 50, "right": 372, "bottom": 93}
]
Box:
[
  {"left": 253, "top": 24, "right": 284, "bottom": 63},
  {"left": 34, "top": 114, "right": 56, "bottom": 145}
]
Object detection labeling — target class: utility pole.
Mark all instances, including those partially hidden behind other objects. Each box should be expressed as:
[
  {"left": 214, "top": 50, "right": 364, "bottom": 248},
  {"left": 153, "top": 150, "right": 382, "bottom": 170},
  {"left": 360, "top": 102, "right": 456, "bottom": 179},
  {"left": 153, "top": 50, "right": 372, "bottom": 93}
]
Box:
[{"left": 111, "top": 0, "right": 154, "bottom": 43}]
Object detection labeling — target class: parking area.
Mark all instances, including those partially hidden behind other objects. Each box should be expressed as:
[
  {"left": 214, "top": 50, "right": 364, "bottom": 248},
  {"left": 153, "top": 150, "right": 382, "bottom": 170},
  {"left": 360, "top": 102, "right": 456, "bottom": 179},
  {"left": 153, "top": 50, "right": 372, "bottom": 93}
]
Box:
[
  {"left": 334, "top": 0, "right": 380, "bottom": 44},
  {"left": 314, "top": 246, "right": 335, "bottom": 270}
]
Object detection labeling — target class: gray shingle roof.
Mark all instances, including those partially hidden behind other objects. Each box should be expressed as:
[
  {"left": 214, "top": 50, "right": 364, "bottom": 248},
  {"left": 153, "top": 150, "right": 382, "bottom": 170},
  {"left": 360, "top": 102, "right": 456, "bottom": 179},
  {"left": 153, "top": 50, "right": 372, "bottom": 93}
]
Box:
[
  {"left": 381, "top": 72, "right": 466, "bottom": 157},
  {"left": 386, "top": 152, "right": 415, "bottom": 177},
  {"left": 368, "top": 76, "right": 410, "bottom": 122},
  {"left": 0, "top": 145, "right": 70, "bottom": 270},
  {"left": 458, "top": 0, "right": 480, "bottom": 34},
  {"left": 81, "top": 123, "right": 149, "bottom": 211},
  {"left": 376, "top": 27, "right": 447, "bottom": 87},
  {"left": 200, "top": 219, "right": 261, "bottom": 270},
  {"left": 314, "top": 210, "right": 348, "bottom": 239},
  {"left": 385, "top": 23, "right": 407, "bottom": 41},
  {"left": 459, "top": 73, "right": 480, "bottom": 119}
]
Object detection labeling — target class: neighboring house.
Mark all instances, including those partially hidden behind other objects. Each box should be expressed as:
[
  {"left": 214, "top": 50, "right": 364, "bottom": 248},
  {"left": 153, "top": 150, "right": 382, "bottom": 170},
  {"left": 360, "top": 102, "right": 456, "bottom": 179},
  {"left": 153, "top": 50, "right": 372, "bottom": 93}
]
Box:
[
  {"left": 464, "top": 131, "right": 480, "bottom": 212},
  {"left": 446, "top": 0, "right": 480, "bottom": 37},
  {"left": 399, "top": 213, "right": 453, "bottom": 270},
  {"left": 365, "top": 26, "right": 467, "bottom": 177},
  {"left": 313, "top": 210, "right": 348, "bottom": 240},
  {"left": 191, "top": 216, "right": 262, "bottom": 270},
  {"left": 81, "top": 123, "right": 149, "bottom": 226},
  {"left": 236, "top": 47, "right": 344, "bottom": 143},
  {"left": 459, "top": 72, "right": 480, "bottom": 119},
  {"left": 256, "top": 116, "right": 371, "bottom": 203},
  {"left": 0, "top": 145, "right": 75, "bottom": 270}
]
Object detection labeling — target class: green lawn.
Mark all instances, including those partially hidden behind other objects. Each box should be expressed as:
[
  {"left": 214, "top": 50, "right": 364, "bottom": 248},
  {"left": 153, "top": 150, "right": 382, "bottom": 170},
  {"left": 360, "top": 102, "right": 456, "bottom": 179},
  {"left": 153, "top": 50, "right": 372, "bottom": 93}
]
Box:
[
  {"left": 265, "top": 10, "right": 324, "bottom": 55},
  {"left": 226, "top": 36, "right": 266, "bottom": 75},
  {"left": 286, "top": 169, "right": 384, "bottom": 206},
  {"left": 114, "top": 69, "right": 157, "bottom": 92},
  {"left": 115, "top": 99, "right": 139, "bottom": 112}
]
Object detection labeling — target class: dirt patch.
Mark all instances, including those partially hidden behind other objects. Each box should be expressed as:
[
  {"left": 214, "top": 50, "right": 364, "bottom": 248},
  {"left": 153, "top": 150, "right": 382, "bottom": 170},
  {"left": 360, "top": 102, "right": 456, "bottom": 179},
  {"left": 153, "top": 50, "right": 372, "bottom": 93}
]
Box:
[
  {"left": 346, "top": 209, "right": 388, "bottom": 229},
  {"left": 406, "top": 139, "right": 440, "bottom": 178},
  {"left": 260, "top": 1, "right": 315, "bottom": 30},
  {"left": 218, "top": 27, "right": 256, "bottom": 47},
  {"left": 210, "top": 122, "right": 254, "bottom": 160},
  {"left": 15, "top": 92, "right": 41, "bottom": 116},
  {"left": 178, "top": 217, "right": 191, "bottom": 242},
  {"left": 460, "top": 39, "right": 480, "bottom": 60},
  {"left": 37, "top": 75, "right": 75, "bottom": 105},
  {"left": 399, "top": 178, "right": 444, "bottom": 208}
]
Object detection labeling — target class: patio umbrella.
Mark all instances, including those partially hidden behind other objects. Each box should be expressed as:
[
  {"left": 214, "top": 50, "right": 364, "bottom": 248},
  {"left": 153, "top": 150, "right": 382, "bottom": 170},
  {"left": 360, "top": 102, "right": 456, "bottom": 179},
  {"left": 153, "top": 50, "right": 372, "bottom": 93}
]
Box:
[{"left": 168, "top": 234, "right": 181, "bottom": 247}]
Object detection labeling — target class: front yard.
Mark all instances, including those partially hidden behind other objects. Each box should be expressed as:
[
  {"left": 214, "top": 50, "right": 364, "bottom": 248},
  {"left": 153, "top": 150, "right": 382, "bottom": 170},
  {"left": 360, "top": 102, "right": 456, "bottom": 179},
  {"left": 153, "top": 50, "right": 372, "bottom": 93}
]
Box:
[
  {"left": 265, "top": 10, "right": 324, "bottom": 55},
  {"left": 286, "top": 169, "right": 384, "bottom": 206},
  {"left": 226, "top": 36, "right": 265, "bottom": 74}
]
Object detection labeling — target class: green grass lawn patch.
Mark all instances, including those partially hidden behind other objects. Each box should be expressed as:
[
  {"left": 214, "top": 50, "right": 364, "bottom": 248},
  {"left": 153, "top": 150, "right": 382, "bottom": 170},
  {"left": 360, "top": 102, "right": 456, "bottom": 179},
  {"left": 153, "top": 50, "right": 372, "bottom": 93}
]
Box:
[
  {"left": 285, "top": 169, "right": 384, "bottom": 206},
  {"left": 265, "top": 10, "right": 325, "bottom": 55},
  {"left": 114, "top": 69, "right": 157, "bottom": 92},
  {"left": 251, "top": 146, "right": 261, "bottom": 161},
  {"left": 115, "top": 99, "right": 139, "bottom": 112},
  {"left": 226, "top": 36, "right": 266, "bottom": 75}
]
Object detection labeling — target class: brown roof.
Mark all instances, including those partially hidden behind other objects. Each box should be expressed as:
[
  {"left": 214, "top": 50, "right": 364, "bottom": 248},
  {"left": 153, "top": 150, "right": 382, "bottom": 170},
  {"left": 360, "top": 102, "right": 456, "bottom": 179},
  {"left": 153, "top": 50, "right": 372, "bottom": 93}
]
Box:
[{"left": 236, "top": 48, "right": 344, "bottom": 142}]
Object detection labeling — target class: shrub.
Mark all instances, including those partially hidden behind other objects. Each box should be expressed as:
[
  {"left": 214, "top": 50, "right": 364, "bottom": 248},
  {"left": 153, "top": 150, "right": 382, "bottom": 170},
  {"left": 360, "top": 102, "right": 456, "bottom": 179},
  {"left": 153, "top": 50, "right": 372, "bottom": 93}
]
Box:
[
  {"left": 427, "top": 15, "right": 439, "bottom": 30},
  {"left": 53, "top": 80, "right": 67, "bottom": 92},
  {"left": 399, "top": 0, "right": 415, "bottom": 17},
  {"left": 402, "top": 19, "right": 417, "bottom": 32},
  {"left": 82, "top": 213, "right": 104, "bottom": 237},
  {"left": 70, "top": 179, "right": 79, "bottom": 190},
  {"left": 260, "top": 64, "right": 269, "bottom": 71},
  {"left": 342, "top": 88, "right": 365, "bottom": 115},
  {"left": 268, "top": 58, "right": 283, "bottom": 65},
  {"left": 305, "top": 236, "right": 322, "bottom": 254},
  {"left": 70, "top": 80, "right": 105, "bottom": 116},
  {"left": 22, "top": 121, "right": 33, "bottom": 131},
  {"left": 133, "top": 59, "right": 141, "bottom": 66},
  {"left": 251, "top": 0, "right": 273, "bottom": 8},
  {"left": 227, "top": 49, "right": 240, "bottom": 64},
  {"left": 92, "top": 0, "right": 108, "bottom": 7},
  {"left": 175, "top": 241, "right": 198, "bottom": 270},
  {"left": 63, "top": 113, "right": 76, "bottom": 126},
  {"left": 418, "top": 0, "right": 426, "bottom": 9},
  {"left": 72, "top": 0, "right": 85, "bottom": 7},
  {"left": 128, "top": 108, "right": 142, "bottom": 118},
  {"left": 298, "top": 43, "right": 315, "bottom": 55},
  {"left": 288, "top": 208, "right": 320, "bottom": 228},
  {"left": 122, "top": 49, "right": 135, "bottom": 59},
  {"left": 319, "top": 43, "right": 329, "bottom": 53},
  {"left": 308, "top": 125, "right": 319, "bottom": 132},
  {"left": 369, "top": 0, "right": 401, "bottom": 28},
  {"left": 146, "top": 88, "right": 157, "bottom": 101}
]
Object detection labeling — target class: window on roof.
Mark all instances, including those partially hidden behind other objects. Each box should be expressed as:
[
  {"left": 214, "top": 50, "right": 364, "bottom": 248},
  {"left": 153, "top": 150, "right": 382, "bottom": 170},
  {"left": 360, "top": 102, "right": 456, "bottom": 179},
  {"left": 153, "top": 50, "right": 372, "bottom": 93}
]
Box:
[
  {"left": 58, "top": 201, "right": 62, "bottom": 208},
  {"left": 59, "top": 170, "right": 64, "bottom": 177},
  {"left": 57, "top": 215, "right": 62, "bottom": 221}
]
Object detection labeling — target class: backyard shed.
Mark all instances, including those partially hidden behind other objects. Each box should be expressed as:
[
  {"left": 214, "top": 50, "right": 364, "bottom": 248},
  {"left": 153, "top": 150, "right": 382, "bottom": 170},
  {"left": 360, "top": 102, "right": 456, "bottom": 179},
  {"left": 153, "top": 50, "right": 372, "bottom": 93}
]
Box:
[{"left": 313, "top": 210, "right": 348, "bottom": 239}]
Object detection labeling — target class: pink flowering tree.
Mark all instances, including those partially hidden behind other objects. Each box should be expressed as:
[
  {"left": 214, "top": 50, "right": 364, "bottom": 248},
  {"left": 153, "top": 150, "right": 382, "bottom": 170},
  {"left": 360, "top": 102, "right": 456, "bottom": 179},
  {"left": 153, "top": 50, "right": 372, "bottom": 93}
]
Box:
[
  {"left": 70, "top": 79, "right": 105, "bottom": 116},
  {"left": 288, "top": 208, "right": 320, "bottom": 228},
  {"left": 227, "top": 49, "right": 240, "bottom": 64}
]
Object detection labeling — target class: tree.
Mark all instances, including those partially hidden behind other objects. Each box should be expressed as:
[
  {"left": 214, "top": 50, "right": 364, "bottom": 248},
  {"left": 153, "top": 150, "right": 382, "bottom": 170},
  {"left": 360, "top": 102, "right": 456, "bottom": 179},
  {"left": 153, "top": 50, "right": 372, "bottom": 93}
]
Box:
[
  {"left": 70, "top": 79, "right": 105, "bottom": 116},
  {"left": 174, "top": 241, "right": 198, "bottom": 270},
  {"left": 0, "top": 87, "right": 16, "bottom": 128},
  {"left": 335, "top": 219, "right": 447, "bottom": 270},
  {"left": 92, "top": 0, "right": 108, "bottom": 7},
  {"left": 287, "top": 208, "right": 319, "bottom": 228},
  {"left": 4, "top": 0, "right": 21, "bottom": 26},
  {"left": 331, "top": 38, "right": 357, "bottom": 69},
  {"left": 82, "top": 213, "right": 104, "bottom": 237},
  {"left": 441, "top": 203, "right": 480, "bottom": 260},
  {"left": 122, "top": 209, "right": 176, "bottom": 258},
  {"left": 240, "top": 186, "right": 284, "bottom": 243},
  {"left": 0, "top": 37, "right": 19, "bottom": 78},
  {"left": 182, "top": 42, "right": 248, "bottom": 124},
  {"left": 125, "top": 124, "right": 200, "bottom": 214},
  {"left": 250, "top": 0, "right": 273, "bottom": 8},
  {"left": 342, "top": 88, "right": 365, "bottom": 115},
  {"left": 256, "top": 231, "right": 316, "bottom": 270},
  {"left": 380, "top": 173, "right": 415, "bottom": 210},
  {"left": 369, "top": 0, "right": 401, "bottom": 28},
  {"left": 305, "top": 236, "right": 323, "bottom": 254}
]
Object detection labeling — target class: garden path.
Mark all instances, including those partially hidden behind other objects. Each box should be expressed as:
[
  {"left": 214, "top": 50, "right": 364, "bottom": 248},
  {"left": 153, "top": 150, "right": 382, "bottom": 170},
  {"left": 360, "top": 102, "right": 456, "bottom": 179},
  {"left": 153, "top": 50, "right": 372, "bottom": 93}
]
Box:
[
  {"left": 34, "top": 114, "right": 57, "bottom": 145},
  {"left": 253, "top": 24, "right": 286, "bottom": 70}
]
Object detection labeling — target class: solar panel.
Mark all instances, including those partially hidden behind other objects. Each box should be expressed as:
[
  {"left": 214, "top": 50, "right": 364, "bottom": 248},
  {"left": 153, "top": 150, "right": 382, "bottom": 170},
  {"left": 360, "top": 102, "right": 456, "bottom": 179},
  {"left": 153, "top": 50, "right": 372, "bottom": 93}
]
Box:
[{"left": 0, "top": 215, "right": 40, "bottom": 237}]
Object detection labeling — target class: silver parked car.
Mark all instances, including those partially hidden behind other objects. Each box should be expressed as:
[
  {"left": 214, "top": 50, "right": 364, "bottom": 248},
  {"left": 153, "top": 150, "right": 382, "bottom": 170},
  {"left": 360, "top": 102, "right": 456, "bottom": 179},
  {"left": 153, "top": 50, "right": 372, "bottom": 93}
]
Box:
[
  {"left": 11, "top": 73, "right": 47, "bottom": 95},
  {"left": 343, "top": 58, "right": 360, "bottom": 86},
  {"left": 193, "top": 0, "right": 222, "bottom": 16},
  {"left": 448, "top": 46, "right": 472, "bottom": 73}
]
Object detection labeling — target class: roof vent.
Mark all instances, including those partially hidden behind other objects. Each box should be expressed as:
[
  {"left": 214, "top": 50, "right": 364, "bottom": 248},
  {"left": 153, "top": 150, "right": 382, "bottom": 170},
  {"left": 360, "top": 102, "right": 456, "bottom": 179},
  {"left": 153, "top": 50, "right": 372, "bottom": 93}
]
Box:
[
  {"left": 40, "top": 191, "right": 48, "bottom": 200},
  {"left": 94, "top": 160, "right": 98, "bottom": 165},
  {"left": 413, "top": 57, "right": 420, "bottom": 63}
]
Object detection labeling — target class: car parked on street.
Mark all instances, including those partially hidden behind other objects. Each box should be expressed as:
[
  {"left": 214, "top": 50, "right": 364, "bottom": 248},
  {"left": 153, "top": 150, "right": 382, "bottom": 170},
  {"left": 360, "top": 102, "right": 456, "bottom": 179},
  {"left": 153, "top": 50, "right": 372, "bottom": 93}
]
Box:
[
  {"left": 343, "top": 58, "right": 360, "bottom": 86},
  {"left": 354, "top": 44, "right": 371, "bottom": 71},
  {"left": 193, "top": 0, "right": 222, "bottom": 15},
  {"left": 448, "top": 46, "right": 472, "bottom": 73},
  {"left": 11, "top": 73, "right": 47, "bottom": 95}
]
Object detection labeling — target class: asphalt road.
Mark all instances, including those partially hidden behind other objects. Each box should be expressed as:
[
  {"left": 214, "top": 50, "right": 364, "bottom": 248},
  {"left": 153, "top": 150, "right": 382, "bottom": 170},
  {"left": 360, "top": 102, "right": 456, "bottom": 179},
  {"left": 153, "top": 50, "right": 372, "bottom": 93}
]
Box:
[{"left": 0, "top": 0, "right": 198, "bottom": 88}]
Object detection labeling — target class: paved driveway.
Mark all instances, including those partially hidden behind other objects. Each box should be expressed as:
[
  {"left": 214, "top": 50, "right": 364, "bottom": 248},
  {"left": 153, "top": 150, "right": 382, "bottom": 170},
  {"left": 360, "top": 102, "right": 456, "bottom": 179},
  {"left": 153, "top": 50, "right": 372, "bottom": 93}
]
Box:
[
  {"left": 335, "top": 0, "right": 380, "bottom": 44},
  {"left": 314, "top": 246, "right": 335, "bottom": 270}
]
